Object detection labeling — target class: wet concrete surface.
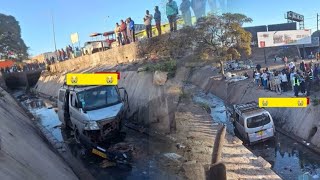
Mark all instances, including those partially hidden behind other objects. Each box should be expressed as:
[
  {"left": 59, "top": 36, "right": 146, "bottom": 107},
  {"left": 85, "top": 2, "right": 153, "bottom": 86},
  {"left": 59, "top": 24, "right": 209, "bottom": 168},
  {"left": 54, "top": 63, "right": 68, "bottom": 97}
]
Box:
[
  {"left": 193, "top": 90, "right": 320, "bottom": 180},
  {"left": 13, "top": 91, "right": 183, "bottom": 180}
]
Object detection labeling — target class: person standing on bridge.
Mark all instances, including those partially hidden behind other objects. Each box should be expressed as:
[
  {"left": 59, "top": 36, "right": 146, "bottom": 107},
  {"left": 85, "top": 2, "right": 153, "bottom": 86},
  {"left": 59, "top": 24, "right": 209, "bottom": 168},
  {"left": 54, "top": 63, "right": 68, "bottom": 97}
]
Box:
[
  {"left": 114, "top": 23, "right": 122, "bottom": 46},
  {"left": 120, "top": 20, "right": 129, "bottom": 44},
  {"left": 166, "top": 0, "right": 179, "bottom": 32},
  {"left": 144, "top": 10, "right": 153, "bottom": 38},
  {"left": 128, "top": 17, "right": 135, "bottom": 43},
  {"left": 191, "top": 0, "right": 206, "bottom": 20},
  {"left": 154, "top": 6, "right": 162, "bottom": 36},
  {"left": 180, "top": 0, "right": 192, "bottom": 27}
]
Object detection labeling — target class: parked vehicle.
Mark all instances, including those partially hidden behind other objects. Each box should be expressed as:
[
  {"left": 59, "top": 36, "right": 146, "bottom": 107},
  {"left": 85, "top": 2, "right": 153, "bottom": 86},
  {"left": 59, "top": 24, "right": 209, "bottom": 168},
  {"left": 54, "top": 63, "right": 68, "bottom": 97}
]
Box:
[
  {"left": 228, "top": 101, "right": 275, "bottom": 144},
  {"left": 82, "top": 40, "right": 109, "bottom": 55},
  {"left": 57, "top": 84, "right": 129, "bottom": 147}
]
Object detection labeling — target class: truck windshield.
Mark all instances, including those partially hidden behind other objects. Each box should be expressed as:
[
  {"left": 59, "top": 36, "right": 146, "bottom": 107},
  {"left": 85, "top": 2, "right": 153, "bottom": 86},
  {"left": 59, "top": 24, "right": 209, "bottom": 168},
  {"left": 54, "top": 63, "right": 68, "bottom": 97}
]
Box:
[
  {"left": 76, "top": 86, "right": 121, "bottom": 111},
  {"left": 246, "top": 114, "right": 271, "bottom": 128}
]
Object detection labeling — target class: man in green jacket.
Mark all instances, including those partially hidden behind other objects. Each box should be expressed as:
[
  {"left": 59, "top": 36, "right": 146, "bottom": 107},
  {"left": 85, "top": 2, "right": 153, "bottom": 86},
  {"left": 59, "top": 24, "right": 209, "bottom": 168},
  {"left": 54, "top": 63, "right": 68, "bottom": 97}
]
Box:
[{"left": 166, "top": 0, "right": 179, "bottom": 32}]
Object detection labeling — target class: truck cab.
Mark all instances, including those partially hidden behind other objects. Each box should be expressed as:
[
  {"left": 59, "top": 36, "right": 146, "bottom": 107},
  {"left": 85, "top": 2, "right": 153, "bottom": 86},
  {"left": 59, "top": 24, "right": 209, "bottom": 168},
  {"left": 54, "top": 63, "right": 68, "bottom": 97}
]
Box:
[
  {"left": 57, "top": 85, "right": 129, "bottom": 146},
  {"left": 229, "top": 102, "right": 275, "bottom": 144}
]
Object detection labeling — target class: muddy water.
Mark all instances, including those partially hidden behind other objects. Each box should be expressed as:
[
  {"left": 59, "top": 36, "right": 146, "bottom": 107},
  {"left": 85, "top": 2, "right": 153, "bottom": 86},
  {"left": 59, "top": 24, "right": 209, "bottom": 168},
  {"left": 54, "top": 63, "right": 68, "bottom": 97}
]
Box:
[
  {"left": 15, "top": 92, "right": 182, "bottom": 180},
  {"left": 193, "top": 91, "right": 320, "bottom": 180}
]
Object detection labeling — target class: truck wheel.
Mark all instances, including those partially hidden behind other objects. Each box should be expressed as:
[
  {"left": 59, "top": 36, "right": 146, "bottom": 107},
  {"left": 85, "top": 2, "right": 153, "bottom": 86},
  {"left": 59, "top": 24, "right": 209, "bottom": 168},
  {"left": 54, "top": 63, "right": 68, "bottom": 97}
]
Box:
[{"left": 74, "top": 127, "right": 81, "bottom": 144}]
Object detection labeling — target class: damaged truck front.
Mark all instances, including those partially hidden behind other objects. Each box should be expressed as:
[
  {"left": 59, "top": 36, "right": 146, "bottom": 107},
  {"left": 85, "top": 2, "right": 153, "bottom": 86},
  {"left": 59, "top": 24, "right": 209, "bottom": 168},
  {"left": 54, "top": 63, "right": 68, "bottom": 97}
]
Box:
[{"left": 57, "top": 85, "right": 129, "bottom": 147}]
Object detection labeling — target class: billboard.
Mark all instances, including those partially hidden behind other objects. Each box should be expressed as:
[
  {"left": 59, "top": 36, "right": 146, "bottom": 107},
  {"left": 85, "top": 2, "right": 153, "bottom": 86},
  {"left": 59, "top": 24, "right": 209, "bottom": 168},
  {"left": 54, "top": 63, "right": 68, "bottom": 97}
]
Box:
[
  {"left": 70, "top": 33, "right": 79, "bottom": 44},
  {"left": 299, "top": 37, "right": 319, "bottom": 48},
  {"left": 287, "top": 11, "right": 304, "bottom": 22},
  {"left": 257, "top": 29, "right": 312, "bottom": 48},
  {"left": 267, "top": 22, "right": 297, "bottom": 32}
]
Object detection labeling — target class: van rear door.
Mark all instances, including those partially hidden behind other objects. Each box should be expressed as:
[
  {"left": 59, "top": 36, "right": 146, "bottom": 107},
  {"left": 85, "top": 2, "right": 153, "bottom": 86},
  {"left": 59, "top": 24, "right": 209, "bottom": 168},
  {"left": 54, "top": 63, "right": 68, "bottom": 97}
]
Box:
[
  {"left": 245, "top": 113, "right": 274, "bottom": 143},
  {"left": 57, "top": 89, "right": 65, "bottom": 124}
]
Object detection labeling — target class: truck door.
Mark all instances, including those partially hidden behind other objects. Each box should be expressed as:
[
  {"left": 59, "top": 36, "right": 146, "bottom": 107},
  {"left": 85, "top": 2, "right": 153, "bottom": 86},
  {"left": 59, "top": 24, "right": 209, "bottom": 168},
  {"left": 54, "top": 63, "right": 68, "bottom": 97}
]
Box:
[
  {"left": 57, "top": 89, "right": 65, "bottom": 124},
  {"left": 69, "top": 92, "right": 84, "bottom": 129}
]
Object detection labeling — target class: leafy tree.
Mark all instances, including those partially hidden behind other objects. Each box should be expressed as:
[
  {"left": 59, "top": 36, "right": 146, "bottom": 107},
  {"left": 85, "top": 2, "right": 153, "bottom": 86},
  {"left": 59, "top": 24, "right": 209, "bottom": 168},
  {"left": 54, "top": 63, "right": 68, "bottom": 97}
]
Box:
[
  {"left": 0, "top": 13, "right": 28, "bottom": 60},
  {"left": 194, "top": 13, "right": 252, "bottom": 75}
]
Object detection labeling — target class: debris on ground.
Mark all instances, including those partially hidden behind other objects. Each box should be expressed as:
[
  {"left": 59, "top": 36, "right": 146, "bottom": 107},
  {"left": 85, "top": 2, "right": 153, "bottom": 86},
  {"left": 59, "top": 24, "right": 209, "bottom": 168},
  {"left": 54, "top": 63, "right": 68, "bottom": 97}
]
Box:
[
  {"left": 100, "top": 159, "right": 117, "bottom": 168},
  {"left": 176, "top": 143, "right": 186, "bottom": 149},
  {"left": 163, "top": 153, "right": 183, "bottom": 162},
  {"left": 225, "top": 72, "right": 248, "bottom": 82},
  {"left": 108, "top": 142, "right": 134, "bottom": 153}
]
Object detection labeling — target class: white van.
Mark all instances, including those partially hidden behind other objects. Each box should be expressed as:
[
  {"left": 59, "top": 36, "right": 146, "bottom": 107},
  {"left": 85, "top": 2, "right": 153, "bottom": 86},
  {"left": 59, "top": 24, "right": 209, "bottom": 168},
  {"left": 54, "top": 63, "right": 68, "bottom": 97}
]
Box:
[{"left": 230, "top": 102, "right": 275, "bottom": 144}]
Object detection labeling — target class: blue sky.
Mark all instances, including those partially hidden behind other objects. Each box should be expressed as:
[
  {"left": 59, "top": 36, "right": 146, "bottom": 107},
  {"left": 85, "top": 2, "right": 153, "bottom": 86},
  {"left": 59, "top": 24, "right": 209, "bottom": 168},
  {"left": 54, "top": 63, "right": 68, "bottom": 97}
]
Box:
[{"left": 2, "top": 0, "right": 320, "bottom": 56}]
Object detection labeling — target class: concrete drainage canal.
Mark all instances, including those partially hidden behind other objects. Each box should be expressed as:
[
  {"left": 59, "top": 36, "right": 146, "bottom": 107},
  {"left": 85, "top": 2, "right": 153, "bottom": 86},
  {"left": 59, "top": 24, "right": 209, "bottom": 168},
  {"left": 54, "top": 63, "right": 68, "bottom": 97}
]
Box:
[
  {"left": 12, "top": 90, "right": 185, "bottom": 180},
  {"left": 192, "top": 87, "right": 320, "bottom": 180}
]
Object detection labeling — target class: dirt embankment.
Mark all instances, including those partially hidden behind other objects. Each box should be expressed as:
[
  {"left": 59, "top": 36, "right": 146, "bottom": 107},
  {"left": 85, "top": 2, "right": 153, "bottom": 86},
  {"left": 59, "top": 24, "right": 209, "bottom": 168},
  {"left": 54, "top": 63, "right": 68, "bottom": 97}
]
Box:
[
  {"left": 190, "top": 65, "right": 320, "bottom": 148},
  {"left": 0, "top": 88, "right": 78, "bottom": 180}
]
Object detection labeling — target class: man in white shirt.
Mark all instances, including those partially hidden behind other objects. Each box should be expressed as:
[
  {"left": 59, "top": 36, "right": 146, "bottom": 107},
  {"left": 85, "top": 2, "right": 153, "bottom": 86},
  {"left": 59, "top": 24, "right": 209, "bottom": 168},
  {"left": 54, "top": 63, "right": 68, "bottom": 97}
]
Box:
[
  {"left": 261, "top": 70, "right": 268, "bottom": 89},
  {"left": 280, "top": 71, "right": 288, "bottom": 92},
  {"left": 254, "top": 71, "right": 260, "bottom": 86},
  {"left": 144, "top": 10, "right": 153, "bottom": 38}
]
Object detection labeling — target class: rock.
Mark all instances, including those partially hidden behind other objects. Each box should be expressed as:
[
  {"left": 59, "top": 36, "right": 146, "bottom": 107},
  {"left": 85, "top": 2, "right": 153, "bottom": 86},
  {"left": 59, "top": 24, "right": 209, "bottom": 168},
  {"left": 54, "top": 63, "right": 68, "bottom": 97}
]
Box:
[
  {"left": 184, "top": 160, "right": 197, "bottom": 165},
  {"left": 176, "top": 143, "right": 186, "bottom": 149},
  {"left": 153, "top": 71, "right": 168, "bottom": 86},
  {"left": 137, "top": 67, "right": 145, "bottom": 73}
]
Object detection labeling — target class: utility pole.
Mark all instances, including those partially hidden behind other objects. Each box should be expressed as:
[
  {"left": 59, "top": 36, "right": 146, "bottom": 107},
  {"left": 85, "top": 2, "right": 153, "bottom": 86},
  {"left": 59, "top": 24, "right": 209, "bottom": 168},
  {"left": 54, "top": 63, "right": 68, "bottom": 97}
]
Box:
[
  {"left": 317, "top": 13, "right": 319, "bottom": 61},
  {"left": 51, "top": 11, "right": 57, "bottom": 59}
]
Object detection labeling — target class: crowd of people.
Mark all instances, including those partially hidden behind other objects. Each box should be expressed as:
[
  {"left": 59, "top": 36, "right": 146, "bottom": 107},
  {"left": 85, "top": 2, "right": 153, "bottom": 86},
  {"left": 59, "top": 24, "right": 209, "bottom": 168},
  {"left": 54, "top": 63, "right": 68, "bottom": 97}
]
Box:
[
  {"left": 253, "top": 59, "right": 319, "bottom": 97},
  {"left": 45, "top": 45, "right": 81, "bottom": 65},
  {"left": 113, "top": 0, "right": 218, "bottom": 46},
  {"left": 1, "top": 63, "right": 45, "bottom": 73}
]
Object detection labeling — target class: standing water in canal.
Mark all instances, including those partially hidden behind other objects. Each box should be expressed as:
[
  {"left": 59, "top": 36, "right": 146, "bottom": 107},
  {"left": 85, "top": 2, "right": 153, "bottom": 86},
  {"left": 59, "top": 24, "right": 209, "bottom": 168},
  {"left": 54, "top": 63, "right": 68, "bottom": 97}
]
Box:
[{"left": 193, "top": 90, "right": 320, "bottom": 180}]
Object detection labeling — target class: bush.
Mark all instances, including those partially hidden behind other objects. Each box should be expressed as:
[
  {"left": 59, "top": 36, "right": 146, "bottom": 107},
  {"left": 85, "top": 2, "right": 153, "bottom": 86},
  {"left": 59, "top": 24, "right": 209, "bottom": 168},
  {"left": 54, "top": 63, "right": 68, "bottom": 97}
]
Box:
[
  {"left": 144, "top": 59, "right": 177, "bottom": 78},
  {"left": 197, "top": 102, "right": 211, "bottom": 114}
]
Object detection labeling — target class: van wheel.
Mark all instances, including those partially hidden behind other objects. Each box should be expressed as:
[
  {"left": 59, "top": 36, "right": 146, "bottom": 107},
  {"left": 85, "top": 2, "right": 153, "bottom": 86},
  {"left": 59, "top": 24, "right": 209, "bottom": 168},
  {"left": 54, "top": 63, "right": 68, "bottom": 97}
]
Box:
[{"left": 74, "top": 128, "right": 81, "bottom": 144}]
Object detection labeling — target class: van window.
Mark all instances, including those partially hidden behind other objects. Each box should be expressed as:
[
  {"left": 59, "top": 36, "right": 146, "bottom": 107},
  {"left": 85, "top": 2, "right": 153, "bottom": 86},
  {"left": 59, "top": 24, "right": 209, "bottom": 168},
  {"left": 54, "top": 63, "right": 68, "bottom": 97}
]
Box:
[
  {"left": 239, "top": 117, "right": 245, "bottom": 127},
  {"left": 71, "top": 94, "right": 78, "bottom": 107},
  {"left": 58, "top": 90, "right": 65, "bottom": 102},
  {"left": 246, "top": 114, "right": 271, "bottom": 128},
  {"left": 77, "top": 86, "right": 121, "bottom": 111}
]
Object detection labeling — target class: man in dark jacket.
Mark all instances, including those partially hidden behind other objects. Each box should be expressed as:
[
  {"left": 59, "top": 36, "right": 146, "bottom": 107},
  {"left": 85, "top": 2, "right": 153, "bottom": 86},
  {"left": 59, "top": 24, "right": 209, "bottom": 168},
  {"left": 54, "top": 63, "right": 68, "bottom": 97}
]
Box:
[
  {"left": 180, "top": 0, "right": 192, "bottom": 26},
  {"left": 154, "top": 6, "right": 162, "bottom": 35}
]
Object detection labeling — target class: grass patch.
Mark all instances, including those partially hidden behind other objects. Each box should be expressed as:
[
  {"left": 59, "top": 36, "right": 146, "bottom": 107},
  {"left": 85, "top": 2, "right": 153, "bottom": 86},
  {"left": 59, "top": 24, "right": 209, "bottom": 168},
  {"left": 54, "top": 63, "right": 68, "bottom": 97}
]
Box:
[
  {"left": 144, "top": 59, "right": 177, "bottom": 78},
  {"left": 179, "top": 91, "right": 190, "bottom": 100},
  {"left": 197, "top": 102, "right": 211, "bottom": 114}
]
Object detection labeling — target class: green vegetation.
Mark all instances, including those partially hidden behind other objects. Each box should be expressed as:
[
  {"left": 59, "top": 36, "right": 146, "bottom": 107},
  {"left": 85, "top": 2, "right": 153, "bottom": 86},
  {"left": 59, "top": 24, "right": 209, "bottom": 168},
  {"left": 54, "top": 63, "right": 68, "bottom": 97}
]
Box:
[
  {"left": 144, "top": 59, "right": 177, "bottom": 78},
  {"left": 194, "top": 13, "right": 252, "bottom": 75},
  {"left": 179, "top": 91, "right": 190, "bottom": 100},
  {"left": 197, "top": 102, "right": 211, "bottom": 114},
  {"left": 0, "top": 13, "right": 29, "bottom": 60}
]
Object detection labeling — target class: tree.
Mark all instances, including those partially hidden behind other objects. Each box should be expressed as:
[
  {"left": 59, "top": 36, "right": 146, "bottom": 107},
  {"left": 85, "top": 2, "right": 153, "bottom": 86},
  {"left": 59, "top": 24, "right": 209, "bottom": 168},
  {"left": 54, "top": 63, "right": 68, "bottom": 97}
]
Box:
[
  {"left": 194, "top": 13, "right": 252, "bottom": 75},
  {"left": 0, "top": 13, "right": 28, "bottom": 60}
]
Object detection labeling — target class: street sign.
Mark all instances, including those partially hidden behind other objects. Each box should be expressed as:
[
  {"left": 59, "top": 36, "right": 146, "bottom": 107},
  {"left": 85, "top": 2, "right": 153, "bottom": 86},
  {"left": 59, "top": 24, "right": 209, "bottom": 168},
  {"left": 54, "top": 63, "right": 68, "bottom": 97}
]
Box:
[{"left": 70, "top": 33, "right": 79, "bottom": 44}]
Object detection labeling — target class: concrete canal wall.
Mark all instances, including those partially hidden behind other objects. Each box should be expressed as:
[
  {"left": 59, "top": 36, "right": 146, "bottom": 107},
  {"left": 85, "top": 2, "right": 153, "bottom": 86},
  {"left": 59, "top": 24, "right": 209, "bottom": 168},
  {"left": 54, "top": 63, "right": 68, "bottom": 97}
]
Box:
[{"left": 0, "top": 87, "right": 78, "bottom": 180}]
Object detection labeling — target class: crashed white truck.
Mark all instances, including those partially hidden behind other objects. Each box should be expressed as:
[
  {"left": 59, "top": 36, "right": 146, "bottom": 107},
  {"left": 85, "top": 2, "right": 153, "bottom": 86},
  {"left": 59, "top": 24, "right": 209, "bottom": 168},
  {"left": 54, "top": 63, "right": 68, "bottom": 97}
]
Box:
[{"left": 57, "top": 84, "right": 130, "bottom": 159}]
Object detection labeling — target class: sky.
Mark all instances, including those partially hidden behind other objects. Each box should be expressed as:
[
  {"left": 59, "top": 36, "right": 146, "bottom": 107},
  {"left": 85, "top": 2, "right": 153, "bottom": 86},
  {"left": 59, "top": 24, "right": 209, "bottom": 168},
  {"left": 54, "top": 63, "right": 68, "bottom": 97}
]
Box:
[{"left": 2, "top": 0, "right": 320, "bottom": 56}]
